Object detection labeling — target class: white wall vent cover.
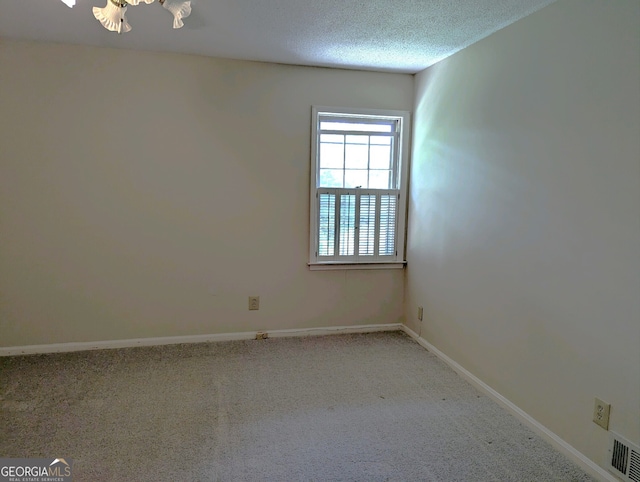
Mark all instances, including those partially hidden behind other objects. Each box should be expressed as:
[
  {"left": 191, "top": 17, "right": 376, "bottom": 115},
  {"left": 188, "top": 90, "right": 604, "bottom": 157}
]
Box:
[{"left": 609, "top": 432, "right": 640, "bottom": 482}]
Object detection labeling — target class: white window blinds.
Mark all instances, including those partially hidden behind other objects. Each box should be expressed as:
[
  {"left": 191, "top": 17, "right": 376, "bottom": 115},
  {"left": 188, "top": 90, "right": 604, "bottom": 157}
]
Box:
[{"left": 316, "top": 190, "right": 398, "bottom": 262}]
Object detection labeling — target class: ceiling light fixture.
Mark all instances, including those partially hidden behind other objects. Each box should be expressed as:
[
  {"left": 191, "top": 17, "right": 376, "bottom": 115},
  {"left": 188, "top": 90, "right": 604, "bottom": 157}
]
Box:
[{"left": 63, "top": 0, "right": 191, "bottom": 34}]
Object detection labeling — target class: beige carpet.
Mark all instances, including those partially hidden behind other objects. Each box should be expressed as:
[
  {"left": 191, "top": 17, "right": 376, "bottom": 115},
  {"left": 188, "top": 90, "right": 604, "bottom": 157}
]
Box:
[{"left": 1, "top": 331, "right": 595, "bottom": 481}]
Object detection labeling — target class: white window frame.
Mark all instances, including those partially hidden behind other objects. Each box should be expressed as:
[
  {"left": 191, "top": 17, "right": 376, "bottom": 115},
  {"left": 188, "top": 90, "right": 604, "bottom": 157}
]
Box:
[{"left": 309, "top": 106, "right": 410, "bottom": 270}]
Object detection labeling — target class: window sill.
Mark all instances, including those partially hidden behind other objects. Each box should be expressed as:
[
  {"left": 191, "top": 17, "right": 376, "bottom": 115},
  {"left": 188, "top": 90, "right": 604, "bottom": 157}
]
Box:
[{"left": 308, "top": 262, "right": 406, "bottom": 271}]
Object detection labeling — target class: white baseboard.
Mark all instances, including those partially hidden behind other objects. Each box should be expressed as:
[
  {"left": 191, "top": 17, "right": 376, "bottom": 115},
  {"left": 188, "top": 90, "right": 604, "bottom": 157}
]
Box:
[
  {"left": 400, "top": 325, "right": 616, "bottom": 482},
  {"left": 266, "top": 323, "right": 402, "bottom": 339},
  {"left": 0, "top": 323, "right": 403, "bottom": 357}
]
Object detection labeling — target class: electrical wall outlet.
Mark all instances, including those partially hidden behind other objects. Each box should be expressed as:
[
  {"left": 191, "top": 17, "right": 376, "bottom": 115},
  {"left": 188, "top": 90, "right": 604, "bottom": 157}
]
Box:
[
  {"left": 593, "top": 397, "right": 611, "bottom": 430},
  {"left": 418, "top": 306, "right": 423, "bottom": 321},
  {"left": 249, "top": 296, "right": 260, "bottom": 311}
]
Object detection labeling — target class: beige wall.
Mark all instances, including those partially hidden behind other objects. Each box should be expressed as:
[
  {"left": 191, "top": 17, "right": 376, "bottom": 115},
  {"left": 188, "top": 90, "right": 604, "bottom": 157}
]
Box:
[
  {"left": 407, "top": 0, "right": 640, "bottom": 468},
  {"left": 0, "top": 40, "right": 413, "bottom": 347}
]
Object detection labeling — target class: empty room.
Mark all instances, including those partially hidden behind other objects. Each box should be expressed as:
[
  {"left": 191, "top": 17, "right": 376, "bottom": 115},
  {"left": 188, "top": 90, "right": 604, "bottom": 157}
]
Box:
[{"left": 1, "top": 0, "right": 638, "bottom": 480}]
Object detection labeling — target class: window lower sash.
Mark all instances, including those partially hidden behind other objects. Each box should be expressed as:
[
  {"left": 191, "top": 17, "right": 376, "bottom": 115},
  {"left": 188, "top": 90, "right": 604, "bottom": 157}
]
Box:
[{"left": 314, "top": 188, "right": 400, "bottom": 264}]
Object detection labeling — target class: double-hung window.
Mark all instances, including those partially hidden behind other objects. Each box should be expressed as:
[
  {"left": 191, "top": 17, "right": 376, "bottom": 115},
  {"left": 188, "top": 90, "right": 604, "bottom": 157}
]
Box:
[{"left": 309, "top": 107, "right": 410, "bottom": 269}]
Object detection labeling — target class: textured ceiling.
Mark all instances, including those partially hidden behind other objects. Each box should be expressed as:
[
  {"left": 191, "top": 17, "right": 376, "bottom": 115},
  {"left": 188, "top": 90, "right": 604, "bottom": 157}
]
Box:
[{"left": 0, "top": 0, "right": 557, "bottom": 73}]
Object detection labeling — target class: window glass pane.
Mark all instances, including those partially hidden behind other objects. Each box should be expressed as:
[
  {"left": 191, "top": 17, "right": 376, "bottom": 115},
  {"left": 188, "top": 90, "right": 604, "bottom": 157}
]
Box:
[
  {"left": 320, "top": 134, "right": 344, "bottom": 143},
  {"left": 370, "top": 136, "right": 392, "bottom": 145},
  {"left": 319, "top": 169, "right": 344, "bottom": 188},
  {"left": 339, "top": 195, "right": 356, "bottom": 256},
  {"left": 345, "top": 143, "right": 368, "bottom": 169},
  {"left": 344, "top": 170, "right": 368, "bottom": 188},
  {"left": 319, "top": 142, "right": 344, "bottom": 169},
  {"left": 369, "top": 170, "right": 391, "bottom": 189},
  {"left": 370, "top": 145, "right": 391, "bottom": 170},
  {"left": 346, "top": 135, "right": 368, "bottom": 145},
  {"left": 320, "top": 121, "right": 392, "bottom": 133}
]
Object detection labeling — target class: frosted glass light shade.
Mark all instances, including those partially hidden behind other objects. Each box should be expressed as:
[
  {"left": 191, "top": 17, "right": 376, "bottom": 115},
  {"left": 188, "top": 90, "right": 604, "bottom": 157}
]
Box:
[
  {"left": 161, "top": 0, "right": 191, "bottom": 29},
  {"left": 93, "top": 2, "right": 132, "bottom": 33},
  {"left": 126, "top": 0, "right": 155, "bottom": 5},
  {"left": 60, "top": 0, "right": 76, "bottom": 8}
]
